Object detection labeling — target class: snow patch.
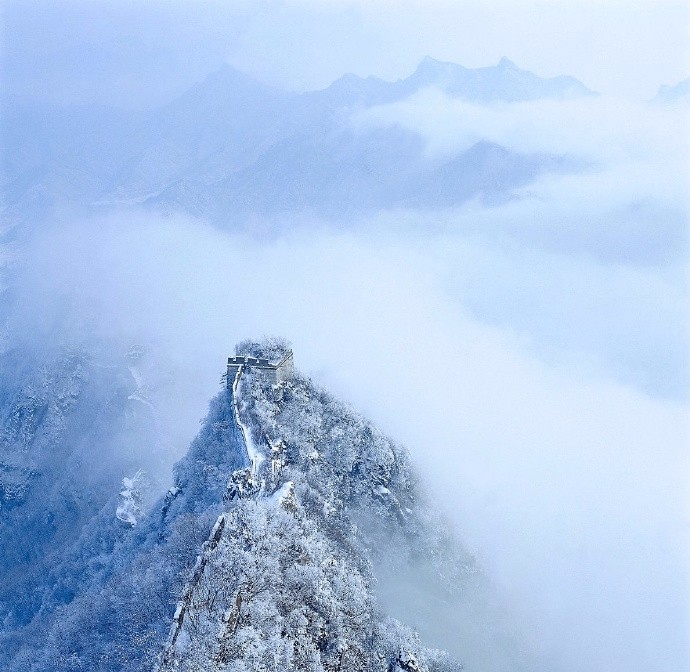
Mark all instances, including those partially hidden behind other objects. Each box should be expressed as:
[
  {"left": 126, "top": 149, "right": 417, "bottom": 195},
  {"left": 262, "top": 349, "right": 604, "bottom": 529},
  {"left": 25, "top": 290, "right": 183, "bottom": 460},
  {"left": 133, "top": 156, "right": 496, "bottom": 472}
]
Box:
[
  {"left": 270, "top": 481, "right": 295, "bottom": 507},
  {"left": 127, "top": 365, "right": 154, "bottom": 407},
  {"left": 127, "top": 365, "right": 144, "bottom": 389},
  {"left": 116, "top": 470, "right": 146, "bottom": 526},
  {"left": 232, "top": 367, "right": 265, "bottom": 479}
]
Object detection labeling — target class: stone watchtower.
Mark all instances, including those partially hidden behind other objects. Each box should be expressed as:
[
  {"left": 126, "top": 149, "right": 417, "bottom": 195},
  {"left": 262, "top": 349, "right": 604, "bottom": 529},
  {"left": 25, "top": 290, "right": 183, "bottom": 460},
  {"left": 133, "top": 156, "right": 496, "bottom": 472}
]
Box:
[{"left": 227, "top": 350, "right": 294, "bottom": 387}]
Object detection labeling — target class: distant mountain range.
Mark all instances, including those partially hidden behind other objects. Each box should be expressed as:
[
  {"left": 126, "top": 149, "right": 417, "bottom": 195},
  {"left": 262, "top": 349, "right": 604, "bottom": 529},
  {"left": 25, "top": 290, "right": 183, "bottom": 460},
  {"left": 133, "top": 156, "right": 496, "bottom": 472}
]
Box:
[
  {"left": 2, "top": 57, "right": 595, "bottom": 229},
  {"left": 311, "top": 56, "right": 594, "bottom": 107},
  {"left": 653, "top": 76, "right": 690, "bottom": 103}
]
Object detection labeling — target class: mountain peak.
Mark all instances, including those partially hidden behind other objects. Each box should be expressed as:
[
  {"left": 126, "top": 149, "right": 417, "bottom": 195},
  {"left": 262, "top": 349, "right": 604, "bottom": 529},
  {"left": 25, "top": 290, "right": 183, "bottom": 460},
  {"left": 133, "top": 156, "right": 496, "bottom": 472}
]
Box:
[
  {"left": 653, "top": 76, "right": 690, "bottom": 103},
  {"left": 415, "top": 55, "right": 461, "bottom": 76},
  {"left": 308, "top": 56, "right": 591, "bottom": 109},
  {"left": 203, "top": 62, "right": 268, "bottom": 89},
  {"left": 497, "top": 56, "right": 518, "bottom": 70}
]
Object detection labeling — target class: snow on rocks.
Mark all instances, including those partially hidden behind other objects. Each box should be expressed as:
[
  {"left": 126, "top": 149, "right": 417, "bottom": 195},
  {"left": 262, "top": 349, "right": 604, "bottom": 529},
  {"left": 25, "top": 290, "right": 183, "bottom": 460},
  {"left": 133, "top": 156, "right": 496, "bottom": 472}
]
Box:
[
  {"left": 115, "top": 470, "right": 146, "bottom": 526},
  {"left": 231, "top": 366, "right": 265, "bottom": 480}
]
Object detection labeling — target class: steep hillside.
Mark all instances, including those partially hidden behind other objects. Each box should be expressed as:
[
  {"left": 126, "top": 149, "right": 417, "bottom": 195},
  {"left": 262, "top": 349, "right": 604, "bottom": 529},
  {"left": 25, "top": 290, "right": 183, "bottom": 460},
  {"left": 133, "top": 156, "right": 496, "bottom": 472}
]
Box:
[
  {"left": 0, "top": 355, "right": 247, "bottom": 672},
  {"left": 0, "top": 345, "right": 156, "bottom": 615},
  {"left": 157, "top": 338, "right": 462, "bottom": 671},
  {"left": 0, "top": 338, "right": 527, "bottom": 671}
]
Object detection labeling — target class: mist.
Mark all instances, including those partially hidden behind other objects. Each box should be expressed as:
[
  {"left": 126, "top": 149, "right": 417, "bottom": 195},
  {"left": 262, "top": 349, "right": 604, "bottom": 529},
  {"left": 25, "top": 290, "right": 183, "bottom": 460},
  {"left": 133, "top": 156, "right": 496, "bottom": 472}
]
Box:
[
  {"left": 7, "top": 71, "right": 688, "bottom": 672},
  {"left": 9, "top": 190, "right": 686, "bottom": 670},
  {"left": 2, "top": 1, "right": 689, "bottom": 670}
]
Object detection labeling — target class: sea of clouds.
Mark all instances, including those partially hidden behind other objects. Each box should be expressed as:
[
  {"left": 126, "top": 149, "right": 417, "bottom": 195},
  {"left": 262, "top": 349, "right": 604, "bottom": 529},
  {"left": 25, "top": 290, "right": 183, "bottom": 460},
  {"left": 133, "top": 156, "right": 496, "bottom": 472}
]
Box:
[{"left": 6, "top": 79, "right": 688, "bottom": 672}]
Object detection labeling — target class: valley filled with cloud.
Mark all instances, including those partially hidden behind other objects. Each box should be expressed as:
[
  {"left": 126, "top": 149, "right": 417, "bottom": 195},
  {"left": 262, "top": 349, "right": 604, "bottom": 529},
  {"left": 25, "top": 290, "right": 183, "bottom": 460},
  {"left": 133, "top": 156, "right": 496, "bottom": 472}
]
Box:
[{"left": 1, "top": 2, "right": 688, "bottom": 671}]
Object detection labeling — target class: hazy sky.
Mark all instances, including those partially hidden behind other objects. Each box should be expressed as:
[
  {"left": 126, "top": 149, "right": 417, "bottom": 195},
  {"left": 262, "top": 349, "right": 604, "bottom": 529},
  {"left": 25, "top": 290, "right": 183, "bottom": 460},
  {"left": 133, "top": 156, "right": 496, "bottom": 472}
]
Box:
[{"left": 2, "top": 0, "right": 689, "bottom": 108}]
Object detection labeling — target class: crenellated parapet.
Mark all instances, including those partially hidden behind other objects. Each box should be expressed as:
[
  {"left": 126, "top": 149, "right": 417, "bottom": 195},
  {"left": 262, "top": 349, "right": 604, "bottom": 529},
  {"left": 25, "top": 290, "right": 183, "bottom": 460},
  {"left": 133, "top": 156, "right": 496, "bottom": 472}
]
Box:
[{"left": 226, "top": 350, "right": 294, "bottom": 387}]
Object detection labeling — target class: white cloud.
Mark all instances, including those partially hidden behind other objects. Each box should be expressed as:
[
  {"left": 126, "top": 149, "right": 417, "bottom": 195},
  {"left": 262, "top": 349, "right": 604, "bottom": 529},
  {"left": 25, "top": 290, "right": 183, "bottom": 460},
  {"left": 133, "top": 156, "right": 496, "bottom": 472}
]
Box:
[
  {"left": 352, "top": 89, "right": 689, "bottom": 271},
  {"left": 15, "top": 212, "right": 689, "bottom": 671},
  {"left": 3, "top": 3, "right": 688, "bottom": 666},
  {"left": 356, "top": 88, "right": 689, "bottom": 166}
]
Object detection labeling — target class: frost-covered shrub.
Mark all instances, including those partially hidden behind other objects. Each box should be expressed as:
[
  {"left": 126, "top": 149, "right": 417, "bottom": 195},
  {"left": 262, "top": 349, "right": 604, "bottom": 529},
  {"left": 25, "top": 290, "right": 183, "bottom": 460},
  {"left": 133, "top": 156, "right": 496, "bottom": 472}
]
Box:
[{"left": 233, "top": 336, "right": 292, "bottom": 363}]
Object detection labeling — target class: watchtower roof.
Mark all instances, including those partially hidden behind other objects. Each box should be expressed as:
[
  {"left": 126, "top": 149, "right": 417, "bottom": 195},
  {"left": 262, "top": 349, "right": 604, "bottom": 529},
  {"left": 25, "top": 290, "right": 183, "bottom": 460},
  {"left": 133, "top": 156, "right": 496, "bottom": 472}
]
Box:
[
  {"left": 227, "top": 355, "right": 274, "bottom": 368},
  {"left": 227, "top": 350, "right": 293, "bottom": 370}
]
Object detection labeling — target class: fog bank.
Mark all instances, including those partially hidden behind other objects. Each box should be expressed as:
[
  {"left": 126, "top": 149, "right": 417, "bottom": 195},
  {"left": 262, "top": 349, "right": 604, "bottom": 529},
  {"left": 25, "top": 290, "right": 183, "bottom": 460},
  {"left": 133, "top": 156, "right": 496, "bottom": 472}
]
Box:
[{"left": 11, "top": 212, "right": 688, "bottom": 672}]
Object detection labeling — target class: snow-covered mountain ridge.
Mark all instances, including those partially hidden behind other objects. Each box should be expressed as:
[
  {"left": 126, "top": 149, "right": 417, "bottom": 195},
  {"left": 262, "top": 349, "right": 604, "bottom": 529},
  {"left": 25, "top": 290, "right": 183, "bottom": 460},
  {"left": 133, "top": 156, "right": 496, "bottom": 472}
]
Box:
[
  {"left": 156, "top": 339, "right": 460, "bottom": 670},
  {"left": 0, "top": 338, "right": 528, "bottom": 671}
]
